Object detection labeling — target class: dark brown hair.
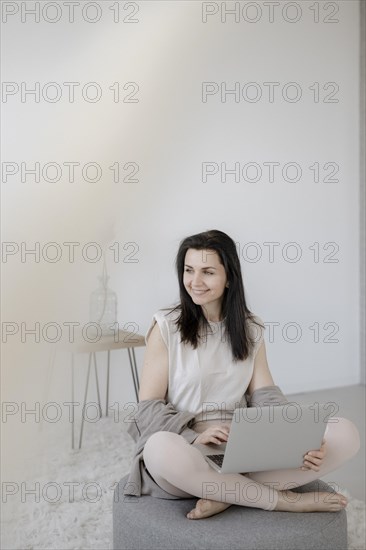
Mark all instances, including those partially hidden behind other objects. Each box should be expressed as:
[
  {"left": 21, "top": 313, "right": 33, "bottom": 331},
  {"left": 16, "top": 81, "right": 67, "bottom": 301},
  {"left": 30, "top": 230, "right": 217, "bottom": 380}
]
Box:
[{"left": 162, "top": 229, "right": 263, "bottom": 362}]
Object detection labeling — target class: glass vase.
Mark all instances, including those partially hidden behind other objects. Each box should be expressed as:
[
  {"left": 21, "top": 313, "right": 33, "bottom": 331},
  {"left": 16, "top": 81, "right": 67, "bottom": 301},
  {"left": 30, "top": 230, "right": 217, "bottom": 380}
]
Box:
[{"left": 89, "top": 274, "right": 117, "bottom": 336}]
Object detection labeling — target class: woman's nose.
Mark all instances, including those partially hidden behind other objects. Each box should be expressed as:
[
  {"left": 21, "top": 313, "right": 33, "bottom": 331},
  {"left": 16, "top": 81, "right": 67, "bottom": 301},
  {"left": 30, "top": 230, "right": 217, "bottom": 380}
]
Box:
[{"left": 192, "top": 273, "right": 203, "bottom": 286}]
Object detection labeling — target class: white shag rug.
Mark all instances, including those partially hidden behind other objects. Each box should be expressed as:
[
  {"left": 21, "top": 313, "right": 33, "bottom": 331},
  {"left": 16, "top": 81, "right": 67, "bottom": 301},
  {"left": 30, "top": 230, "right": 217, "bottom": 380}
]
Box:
[{"left": 2, "top": 414, "right": 365, "bottom": 550}]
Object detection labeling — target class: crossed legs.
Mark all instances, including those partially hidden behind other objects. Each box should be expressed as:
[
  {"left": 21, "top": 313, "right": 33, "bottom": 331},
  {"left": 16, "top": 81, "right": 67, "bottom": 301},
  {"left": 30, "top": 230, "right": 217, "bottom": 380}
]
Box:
[{"left": 142, "top": 417, "right": 360, "bottom": 516}]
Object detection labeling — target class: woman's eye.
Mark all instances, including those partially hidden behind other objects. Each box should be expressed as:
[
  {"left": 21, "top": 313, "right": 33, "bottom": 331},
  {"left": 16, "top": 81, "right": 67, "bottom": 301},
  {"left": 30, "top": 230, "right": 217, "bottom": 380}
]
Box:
[{"left": 184, "top": 269, "right": 213, "bottom": 275}]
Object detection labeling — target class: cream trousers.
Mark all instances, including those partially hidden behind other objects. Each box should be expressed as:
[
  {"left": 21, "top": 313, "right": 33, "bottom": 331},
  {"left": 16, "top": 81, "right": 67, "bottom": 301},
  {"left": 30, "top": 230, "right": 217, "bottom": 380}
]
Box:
[{"left": 142, "top": 417, "right": 360, "bottom": 511}]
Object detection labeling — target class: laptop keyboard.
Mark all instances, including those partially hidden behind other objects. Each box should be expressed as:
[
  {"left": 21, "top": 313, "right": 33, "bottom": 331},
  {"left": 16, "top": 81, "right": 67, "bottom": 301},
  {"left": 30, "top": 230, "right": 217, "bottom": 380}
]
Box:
[{"left": 207, "top": 454, "right": 224, "bottom": 467}]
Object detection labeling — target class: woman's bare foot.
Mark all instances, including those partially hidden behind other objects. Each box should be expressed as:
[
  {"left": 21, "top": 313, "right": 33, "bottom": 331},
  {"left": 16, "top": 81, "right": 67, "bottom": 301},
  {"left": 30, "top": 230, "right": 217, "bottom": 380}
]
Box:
[
  {"left": 274, "top": 490, "right": 348, "bottom": 512},
  {"left": 187, "top": 499, "right": 232, "bottom": 519},
  {"left": 186, "top": 490, "right": 348, "bottom": 519}
]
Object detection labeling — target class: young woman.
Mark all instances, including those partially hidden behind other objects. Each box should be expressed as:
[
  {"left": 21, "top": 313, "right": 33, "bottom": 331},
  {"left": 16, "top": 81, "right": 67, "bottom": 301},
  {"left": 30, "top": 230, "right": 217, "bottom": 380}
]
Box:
[{"left": 139, "top": 229, "right": 360, "bottom": 519}]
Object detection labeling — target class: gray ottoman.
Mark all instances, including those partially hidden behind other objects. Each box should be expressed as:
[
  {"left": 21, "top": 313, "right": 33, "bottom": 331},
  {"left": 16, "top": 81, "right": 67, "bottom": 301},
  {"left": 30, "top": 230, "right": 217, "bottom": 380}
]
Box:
[{"left": 113, "top": 475, "right": 347, "bottom": 550}]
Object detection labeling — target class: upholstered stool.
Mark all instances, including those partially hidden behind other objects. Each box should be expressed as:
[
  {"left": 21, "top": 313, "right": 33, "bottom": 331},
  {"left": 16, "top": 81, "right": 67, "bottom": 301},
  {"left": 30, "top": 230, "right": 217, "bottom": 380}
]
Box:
[{"left": 113, "top": 474, "right": 347, "bottom": 550}]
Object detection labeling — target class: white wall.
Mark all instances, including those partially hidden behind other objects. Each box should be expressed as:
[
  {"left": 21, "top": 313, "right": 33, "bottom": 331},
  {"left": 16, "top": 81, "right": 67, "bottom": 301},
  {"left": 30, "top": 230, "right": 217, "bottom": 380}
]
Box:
[
  {"left": 2, "top": 1, "right": 362, "bottom": 476},
  {"left": 105, "top": 0, "right": 361, "bottom": 396},
  {"left": 360, "top": 0, "right": 366, "bottom": 384}
]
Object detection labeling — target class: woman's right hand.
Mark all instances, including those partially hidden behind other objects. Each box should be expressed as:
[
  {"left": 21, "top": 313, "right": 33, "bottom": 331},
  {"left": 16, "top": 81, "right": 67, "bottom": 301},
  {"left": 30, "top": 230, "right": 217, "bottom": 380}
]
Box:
[{"left": 193, "top": 424, "right": 231, "bottom": 445}]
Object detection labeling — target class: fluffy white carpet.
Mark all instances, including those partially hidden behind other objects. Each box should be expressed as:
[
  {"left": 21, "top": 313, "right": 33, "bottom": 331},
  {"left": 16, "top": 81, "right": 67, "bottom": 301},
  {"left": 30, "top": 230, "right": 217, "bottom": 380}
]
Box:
[{"left": 2, "top": 414, "right": 365, "bottom": 550}]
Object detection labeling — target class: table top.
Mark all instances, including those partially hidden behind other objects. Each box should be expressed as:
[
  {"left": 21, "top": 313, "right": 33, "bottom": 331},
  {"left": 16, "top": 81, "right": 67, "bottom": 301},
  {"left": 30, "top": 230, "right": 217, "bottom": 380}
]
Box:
[{"left": 55, "top": 329, "right": 146, "bottom": 353}]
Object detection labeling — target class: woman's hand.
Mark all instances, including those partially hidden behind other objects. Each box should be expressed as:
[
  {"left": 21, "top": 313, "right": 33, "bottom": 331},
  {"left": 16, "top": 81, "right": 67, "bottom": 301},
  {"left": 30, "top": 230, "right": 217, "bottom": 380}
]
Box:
[
  {"left": 193, "top": 424, "right": 230, "bottom": 446},
  {"left": 301, "top": 438, "right": 327, "bottom": 471}
]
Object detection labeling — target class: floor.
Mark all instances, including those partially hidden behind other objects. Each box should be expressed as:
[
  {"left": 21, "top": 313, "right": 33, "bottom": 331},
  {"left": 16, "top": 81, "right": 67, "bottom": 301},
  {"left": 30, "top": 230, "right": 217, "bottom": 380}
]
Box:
[{"left": 286, "top": 384, "right": 365, "bottom": 501}]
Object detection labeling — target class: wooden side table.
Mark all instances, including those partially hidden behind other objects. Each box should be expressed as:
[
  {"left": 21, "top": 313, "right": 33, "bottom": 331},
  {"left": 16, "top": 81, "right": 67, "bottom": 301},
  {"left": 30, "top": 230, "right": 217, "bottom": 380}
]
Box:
[{"left": 44, "top": 329, "right": 145, "bottom": 449}]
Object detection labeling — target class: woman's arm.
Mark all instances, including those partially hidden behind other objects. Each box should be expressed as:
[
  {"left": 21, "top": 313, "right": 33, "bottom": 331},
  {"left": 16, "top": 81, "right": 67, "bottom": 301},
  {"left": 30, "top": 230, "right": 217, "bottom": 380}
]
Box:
[
  {"left": 246, "top": 339, "right": 275, "bottom": 398},
  {"left": 138, "top": 322, "right": 169, "bottom": 401}
]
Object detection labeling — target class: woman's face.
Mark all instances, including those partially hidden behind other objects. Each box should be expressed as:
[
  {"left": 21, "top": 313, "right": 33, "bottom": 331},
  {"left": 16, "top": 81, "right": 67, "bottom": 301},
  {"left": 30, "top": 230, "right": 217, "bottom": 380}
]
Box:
[{"left": 183, "top": 248, "right": 228, "bottom": 318}]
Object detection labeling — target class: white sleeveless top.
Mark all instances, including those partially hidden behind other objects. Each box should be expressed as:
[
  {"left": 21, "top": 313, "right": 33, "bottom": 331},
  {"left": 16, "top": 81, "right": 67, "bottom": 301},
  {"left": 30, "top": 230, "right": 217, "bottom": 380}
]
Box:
[{"left": 145, "top": 307, "right": 265, "bottom": 429}]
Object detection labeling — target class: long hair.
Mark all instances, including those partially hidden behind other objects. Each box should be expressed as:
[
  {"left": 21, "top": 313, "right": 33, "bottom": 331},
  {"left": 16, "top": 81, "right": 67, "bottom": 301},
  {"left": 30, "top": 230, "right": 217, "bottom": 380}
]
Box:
[{"left": 162, "top": 229, "right": 263, "bottom": 362}]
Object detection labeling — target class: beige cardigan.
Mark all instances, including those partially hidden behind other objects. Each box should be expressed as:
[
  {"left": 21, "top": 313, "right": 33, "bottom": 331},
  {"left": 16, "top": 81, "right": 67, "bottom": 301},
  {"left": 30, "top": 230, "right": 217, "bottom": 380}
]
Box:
[{"left": 122, "top": 385, "right": 288, "bottom": 499}]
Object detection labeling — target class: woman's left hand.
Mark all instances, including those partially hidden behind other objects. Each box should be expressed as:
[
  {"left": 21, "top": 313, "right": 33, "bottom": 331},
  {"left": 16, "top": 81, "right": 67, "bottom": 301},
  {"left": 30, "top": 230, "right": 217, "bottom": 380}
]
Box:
[{"left": 301, "top": 438, "right": 327, "bottom": 471}]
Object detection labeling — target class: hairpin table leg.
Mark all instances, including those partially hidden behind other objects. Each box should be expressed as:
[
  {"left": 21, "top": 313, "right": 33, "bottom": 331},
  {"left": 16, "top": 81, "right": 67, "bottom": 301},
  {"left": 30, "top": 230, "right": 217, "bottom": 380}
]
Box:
[
  {"left": 106, "top": 350, "right": 110, "bottom": 416},
  {"left": 79, "top": 352, "right": 92, "bottom": 449},
  {"left": 127, "top": 347, "right": 140, "bottom": 401},
  {"left": 131, "top": 348, "right": 140, "bottom": 393},
  {"left": 92, "top": 352, "right": 102, "bottom": 418}
]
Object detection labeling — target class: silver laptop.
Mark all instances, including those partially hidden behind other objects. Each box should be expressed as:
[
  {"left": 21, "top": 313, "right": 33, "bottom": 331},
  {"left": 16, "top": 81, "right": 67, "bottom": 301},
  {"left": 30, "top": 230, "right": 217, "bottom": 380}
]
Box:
[{"left": 195, "top": 404, "right": 329, "bottom": 474}]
